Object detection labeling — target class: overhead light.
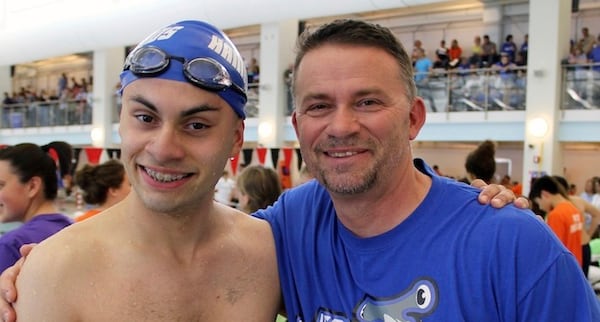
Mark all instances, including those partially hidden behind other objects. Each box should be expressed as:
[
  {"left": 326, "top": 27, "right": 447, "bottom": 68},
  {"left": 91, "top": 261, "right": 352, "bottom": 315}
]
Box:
[{"left": 528, "top": 117, "right": 549, "bottom": 138}]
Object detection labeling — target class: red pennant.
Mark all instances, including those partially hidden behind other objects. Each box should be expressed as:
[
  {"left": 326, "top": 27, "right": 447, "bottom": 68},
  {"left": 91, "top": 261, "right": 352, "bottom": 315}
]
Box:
[
  {"left": 256, "top": 147, "right": 267, "bottom": 165},
  {"left": 283, "top": 148, "right": 293, "bottom": 170},
  {"left": 230, "top": 154, "right": 240, "bottom": 176},
  {"left": 84, "top": 147, "right": 103, "bottom": 165}
]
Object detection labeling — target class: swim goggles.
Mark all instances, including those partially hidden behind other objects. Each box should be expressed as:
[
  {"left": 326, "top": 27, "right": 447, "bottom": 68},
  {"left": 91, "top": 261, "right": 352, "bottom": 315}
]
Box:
[{"left": 123, "top": 46, "right": 247, "bottom": 100}]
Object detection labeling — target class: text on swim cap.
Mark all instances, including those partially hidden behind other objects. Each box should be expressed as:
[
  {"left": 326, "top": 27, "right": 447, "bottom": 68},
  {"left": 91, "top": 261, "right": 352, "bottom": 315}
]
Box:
[
  {"left": 138, "top": 26, "right": 184, "bottom": 47},
  {"left": 208, "top": 35, "right": 248, "bottom": 86}
]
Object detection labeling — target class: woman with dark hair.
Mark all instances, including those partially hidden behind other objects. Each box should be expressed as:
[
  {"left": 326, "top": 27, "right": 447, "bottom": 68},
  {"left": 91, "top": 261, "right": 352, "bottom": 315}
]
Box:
[
  {"left": 464, "top": 140, "right": 497, "bottom": 184},
  {"left": 45, "top": 141, "right": 74, "bottom": 196},
  {"left": 74, "top": 159, "right": 130, "bottom": 222},
  {"left": 0, "top": 143, "right": 73, "bottom": 272}
]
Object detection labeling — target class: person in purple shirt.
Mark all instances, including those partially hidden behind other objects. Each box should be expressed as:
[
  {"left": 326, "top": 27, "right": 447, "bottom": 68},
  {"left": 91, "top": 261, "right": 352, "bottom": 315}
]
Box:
[{"left": 0, "top": 143, "right": 73, "bottom": 272}]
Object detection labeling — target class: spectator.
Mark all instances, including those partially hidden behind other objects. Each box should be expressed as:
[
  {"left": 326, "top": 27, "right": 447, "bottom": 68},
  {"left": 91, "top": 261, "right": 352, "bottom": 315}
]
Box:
[
  {"left": 465, "top": 140, "right": 496, "bottom": 183},
  {"left": 1, "top": 93, "right": 16, "bottom": 128},
  {"left": 519, "top": 34, "right": 529, "bottom": 65},
  {"left": 553, "top": 175, "right": 600, "bottom": 277},
  {"left": 247, "top": 57, "right": 260, "bottom": 84},
  {"left": 500, "top": 34, "right": 518, "bottom": 62},
  {"left": 434, "top": 39, "right": 449, "bottom": 69},
  {"left": 414, "top": 48, "right": 432, "bottom": 84},
  {"left": 578, "top": 27, "right": 595, "bottom": 56},
  {"left": 0, "top": 143, "right": 73, "bottom": 272},
  {"left": 284, "top": 63, "right": 294, "bottom": 115},
  {"left": 581, "top": 177, "right": 597, "bottom": 203},
  {"left": 410, "top": 39, "right": 426, "bottom": 65},
  {"left": 234, "top": 165, "right": 282, "bottom": 214},
  {"left": 448, "top": 39, "right": 462, "bottom": 68},
  {"left": 481, "top": 34, "right": 498, "bottom": 66},
  {"left": 469, "top": 35, "right": 483, "bottom": 67},
  {"left": 74, "top": 159, "right": 131, "bottom": 222},
  {"left": 529, "top": 176, "right": 585, "bottom": 267},
  {"left": 57, "top": 73, "right": 68, "bottom": 96},
  {"left": 214, "top": 169, "right": 236, "bottom": 207},
  {"left": 590, "top": 35, "right": 600, "bottom": 72}
]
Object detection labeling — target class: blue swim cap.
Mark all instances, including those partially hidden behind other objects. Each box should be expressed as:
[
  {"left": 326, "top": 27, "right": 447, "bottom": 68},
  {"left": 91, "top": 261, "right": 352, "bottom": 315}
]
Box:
[{"left": 120, "top": 20, "right": 248, "bottom": 119}]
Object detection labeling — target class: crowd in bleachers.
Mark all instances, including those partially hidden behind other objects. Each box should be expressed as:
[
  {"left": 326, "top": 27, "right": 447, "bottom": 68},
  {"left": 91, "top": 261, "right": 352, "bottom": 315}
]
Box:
[
  {"left": 564, "top": 27, "right": 600, "bottom": 109},
  {"left": 1, "top": 74, "right": 93, "bottom": 128},
  {"left": 412, "top": 27, "right": 600, "bottom": 112},
  {"left": 412, "top": 33, "right": 529, "bottom": 112}
]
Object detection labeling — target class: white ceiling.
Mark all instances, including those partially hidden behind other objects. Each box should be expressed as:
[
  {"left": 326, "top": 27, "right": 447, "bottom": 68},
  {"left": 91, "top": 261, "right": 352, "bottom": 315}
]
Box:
[{"left": 0, "top": 0, "right": 453, "bottom": 66}]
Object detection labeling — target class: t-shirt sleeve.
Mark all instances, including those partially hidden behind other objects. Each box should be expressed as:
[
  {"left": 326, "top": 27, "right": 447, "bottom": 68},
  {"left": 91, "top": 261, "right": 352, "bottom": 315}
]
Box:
[
  {"left": 518, "top": 252, "right": 600, "bottom": 321},
  {"left": 0, "top": 242, "right": 20, "bottom": 273}
]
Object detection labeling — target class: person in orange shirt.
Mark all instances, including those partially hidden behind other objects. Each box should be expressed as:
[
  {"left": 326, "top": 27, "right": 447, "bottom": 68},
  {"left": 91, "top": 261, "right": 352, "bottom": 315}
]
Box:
[
  {"left": 448, "top": 39, "right": 462, "bottom": 68},
  {"left": 530, "top": 175, "right": 584, "bottom": 266},
  {"left": 74, "top": 159, "right": 130, "bottom": 222},
  {"left": 511, "top": 181, "right": 523, "bottom": 196}
]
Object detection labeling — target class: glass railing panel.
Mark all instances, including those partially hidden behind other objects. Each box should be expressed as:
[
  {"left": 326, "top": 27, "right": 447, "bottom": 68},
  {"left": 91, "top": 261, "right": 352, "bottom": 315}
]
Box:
[
  {"left": 561, "top": 62, "right": 600, "bottom": 110},
  {"left": 416, "top": 66, "right": 527, "bottom": 113},
  {"left": 245, "top": 82, "right": 260, "bottom": 118},
  {"left": 0, "top": 99, "right": 93, "bottom": 129}
]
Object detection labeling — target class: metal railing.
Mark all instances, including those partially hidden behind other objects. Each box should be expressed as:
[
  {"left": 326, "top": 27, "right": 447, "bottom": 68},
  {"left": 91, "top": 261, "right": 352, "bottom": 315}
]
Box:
[{"left": 1, "top": 99, "right": 93, "bottom": 129}]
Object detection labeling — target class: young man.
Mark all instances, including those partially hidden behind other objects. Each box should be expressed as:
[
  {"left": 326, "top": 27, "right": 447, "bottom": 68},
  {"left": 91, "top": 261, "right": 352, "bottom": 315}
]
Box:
[
  {"left": 253, "top": 19, "right": 600, "bottom": 321},
  {"left": 530, "top": 176, "right": 585, "bottom": 266},
  {"left": 10, "top": 20, "right": 281, "bottom": 321},
  {"left": 0, "top": 19, "right": 534, "bottom": 321}
]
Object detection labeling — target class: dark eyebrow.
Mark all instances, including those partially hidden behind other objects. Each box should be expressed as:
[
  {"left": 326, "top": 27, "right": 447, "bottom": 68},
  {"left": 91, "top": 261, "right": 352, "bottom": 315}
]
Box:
[
  {"left": 181, "top": 105, "right": 220, "bottom": 118},
  {"left": 130, "top": 95, "right": 221, "bottom": 117}
]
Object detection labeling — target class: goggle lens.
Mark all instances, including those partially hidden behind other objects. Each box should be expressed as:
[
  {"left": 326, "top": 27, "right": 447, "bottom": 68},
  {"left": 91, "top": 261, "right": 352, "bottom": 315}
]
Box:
[
  {"left": 185, "top": 58, "right": 233, "bottom": 90},
  {"left": 127, "top": 47, "right": 170, "bottom": 74}
]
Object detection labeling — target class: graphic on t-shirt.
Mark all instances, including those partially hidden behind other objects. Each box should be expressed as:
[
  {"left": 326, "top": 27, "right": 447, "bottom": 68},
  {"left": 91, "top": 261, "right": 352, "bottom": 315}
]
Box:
[{"left": 355, "top": 278, "right": 438, "bottom": 322}]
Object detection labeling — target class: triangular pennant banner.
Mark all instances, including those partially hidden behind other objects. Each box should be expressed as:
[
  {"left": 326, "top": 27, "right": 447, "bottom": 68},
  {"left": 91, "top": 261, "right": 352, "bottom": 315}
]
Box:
[
  {"left": 84, "top": 147, "right": 103, "bottom": 165},
  {"left": 256, "top": 147, "right": 267, "bottom": 165},
  {"left": 242, "top": 148, "right": 253, "bottom": 167},
  {"left": 107, "top": 148, "right": 121, "bottom": 159},
  {"left": 270, "top": 148, "right": 280, "bottom": 170},
  {"left": 283, "top": 148, "right": 293, "bottom": 170}
]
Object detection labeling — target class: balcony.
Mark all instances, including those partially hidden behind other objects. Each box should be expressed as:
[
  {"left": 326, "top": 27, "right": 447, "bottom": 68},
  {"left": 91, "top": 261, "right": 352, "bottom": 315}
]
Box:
[{"left": 1, "top": 64, "right": 599, "bottom": 145}]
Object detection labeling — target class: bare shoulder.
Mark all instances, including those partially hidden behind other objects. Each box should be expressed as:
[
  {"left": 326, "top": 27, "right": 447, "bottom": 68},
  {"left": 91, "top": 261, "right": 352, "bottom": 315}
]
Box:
[{"left": 14, "top": 222, "right": 96, "bottom": 320}]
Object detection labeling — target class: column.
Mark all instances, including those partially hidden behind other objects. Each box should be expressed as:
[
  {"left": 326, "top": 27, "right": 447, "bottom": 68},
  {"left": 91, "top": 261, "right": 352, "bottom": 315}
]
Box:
[
  {"left": 257, "top": 20, "right": 298, "bottom": 147},
  {"left": 522, "top": 0, "right": 570, "bottom": 195},
  {"left": 0, "top": 66, "right": 11, "bottom": 94},
  {"left": 91, "top": 47, "right": 125, "bottom": 148},
  {"left": 482, "top": 5, "right": 502, "bottom": 47}
]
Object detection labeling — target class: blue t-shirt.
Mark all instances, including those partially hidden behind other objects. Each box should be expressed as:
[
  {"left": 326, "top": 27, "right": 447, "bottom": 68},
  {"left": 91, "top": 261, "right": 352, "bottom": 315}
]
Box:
[
  {"left": 254, "top": 159, "right": 600, "bottom": 321},
  {"left": 0, "top": 214, "right": 73, "bottom": 272},
  {"left": 414, "top": 58, "right": 432, "bottom": 84},
  {"left": 500, "top": 42, "right": 517, "bottom": 62},
  {"left": 590, "top": 45, "right": 600, "bottom": 71}
]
